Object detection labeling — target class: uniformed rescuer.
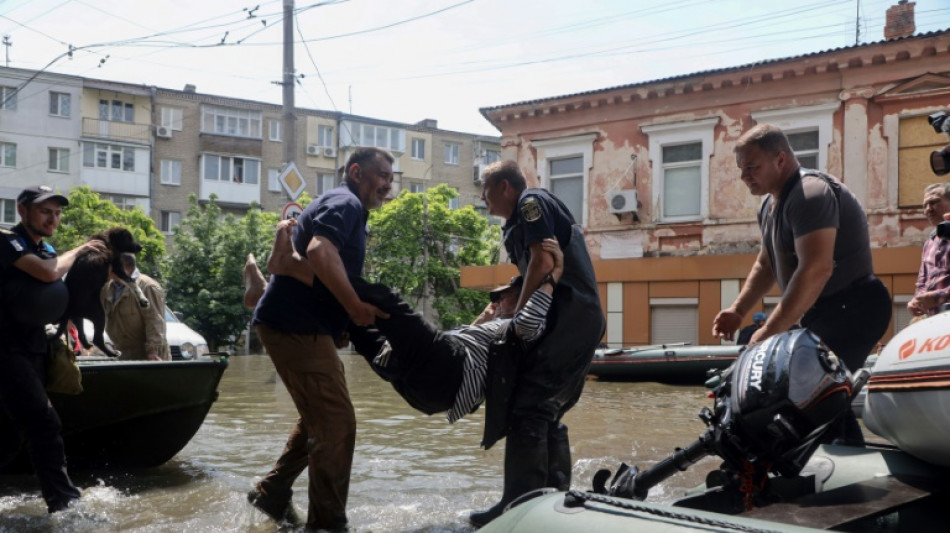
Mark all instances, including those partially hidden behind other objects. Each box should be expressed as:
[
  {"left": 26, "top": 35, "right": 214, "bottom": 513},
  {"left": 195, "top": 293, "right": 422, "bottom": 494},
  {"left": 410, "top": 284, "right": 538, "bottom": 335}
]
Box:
[
  {"left": 471, "top": 160, "right": 605, "bottom": 527},
  {"left": 0, "top": 185, "right": 107, "bottom": 513}
]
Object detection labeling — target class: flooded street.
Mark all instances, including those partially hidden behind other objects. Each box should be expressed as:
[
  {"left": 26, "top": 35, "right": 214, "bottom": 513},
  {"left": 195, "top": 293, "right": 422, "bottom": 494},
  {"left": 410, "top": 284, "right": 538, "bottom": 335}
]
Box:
[{"left": 0, "top": 352, "right": 721, "bottom": 532}]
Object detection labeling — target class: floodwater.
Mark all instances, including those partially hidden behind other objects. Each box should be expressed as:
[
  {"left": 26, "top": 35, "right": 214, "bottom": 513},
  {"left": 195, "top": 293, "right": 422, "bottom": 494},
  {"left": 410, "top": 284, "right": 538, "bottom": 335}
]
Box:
[{"left": 0, "top": 353, "right": 722, "bottom": 532}]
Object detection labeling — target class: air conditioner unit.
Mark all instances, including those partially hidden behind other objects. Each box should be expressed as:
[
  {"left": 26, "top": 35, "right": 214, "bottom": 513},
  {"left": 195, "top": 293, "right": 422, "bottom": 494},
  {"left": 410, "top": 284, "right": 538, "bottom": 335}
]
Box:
[
  {"left": 306, "top": 145, "right": 320, "bottom": 156},
  {"left": 156, "top": 125, "right": 172, "bottom": 139},
  {"left": 322, "top": 147, "right": 336, "bottom": 158},
  {"left": 474, "top": 164, "right": 486, "bottom": 184},
  {"left": 607, "top": 190, "right": 639, "bottom": 214}
]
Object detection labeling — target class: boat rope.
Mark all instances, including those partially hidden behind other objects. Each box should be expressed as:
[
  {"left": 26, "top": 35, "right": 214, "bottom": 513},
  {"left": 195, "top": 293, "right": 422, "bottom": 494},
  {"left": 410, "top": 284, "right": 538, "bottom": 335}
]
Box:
[{"left": 563, "top": 490, "right": 786, "bottom": 533}]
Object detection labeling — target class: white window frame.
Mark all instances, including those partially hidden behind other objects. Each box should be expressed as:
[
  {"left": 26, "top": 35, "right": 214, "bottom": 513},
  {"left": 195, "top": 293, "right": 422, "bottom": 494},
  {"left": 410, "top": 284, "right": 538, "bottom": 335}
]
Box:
[
  {"left": 751, "top": 102, "right": 837, "bottom": 172},
  {"left": 548, "top": 156, "right": 584, "bottom": 224},
  {"left": 268, "top": 168, "right": 281, "bottom": 192},
  {"left": 786, "top": 130, "right": 820, "bottom": 169},
  {"left": 318, "top": 124, "right": 334, "bottom": 147},
  {"left": 99, "top": 99, "right": 132, "bottom": 122},
  {"left": 533, "top": 133, "right": 597, "bottom": 226},
  {"left": 202, "top": 154, "right": 260, "bottom": 184},
  {"left": 317, "top": 173, "right": 337, "bottom": 195},
  {"left": 160, "top": 159, "right": 182, "bottom": 185},
  {"left": 200, "top": 105, "right": 262, "bottom": 138},
  {"left": 606, "top": 282, "right": 624, "bottom": 347},
  {"left": 48, "top": 147, "right": 69, "bottom": 173},
  {"left": 411, "top": 138, "right": 425, "bottom": 160},
  {"left": 269, "top": 119, "right": 282, "bottom": 142},
  {"left": 161, "top": 211, "right": 181, "bottom": 234},
  {"left": 0, "top": 198, "right": 15, "bottom": 225},
  {"left": 444, "top": 142, "right": 460, "bottom": 165},
  {"left": 0, "top": 86, "right": 16, "bottom": 110},
  {"left": 49, "top": 92, "right": 71, "bottom": 118},
  {"left": 449, "top": 195, "right": 459, "bottom": 209},
  {"left": 160, "top": 106, "right": 184, "bottom": 130},
  {"left": 340, "top": 121, "right": 405, "bottom": 152},
  {"left": 642, "top": 118, "right": 717, "bottom": 224},
  {"left": 0, "top": 142, "right": 15, "bottom": 167},
  {"left": 104, "top": 194, "right": 137, "bottom": 211},
  {"left": 83, "top": 143, "right": 135, "bottom": 172}
]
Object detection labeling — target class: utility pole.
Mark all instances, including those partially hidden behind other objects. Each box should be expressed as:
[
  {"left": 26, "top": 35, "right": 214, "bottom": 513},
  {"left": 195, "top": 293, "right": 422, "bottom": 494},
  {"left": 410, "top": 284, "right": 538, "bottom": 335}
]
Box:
[
  {"left": 2, "top": 35, "right": 11, "bottom": 67},
  {"left": 282, "top": 0, "right": 296, "bottom": 166},
  {"left": 854, "top": 0, "right": 861, "bottom": 45}
]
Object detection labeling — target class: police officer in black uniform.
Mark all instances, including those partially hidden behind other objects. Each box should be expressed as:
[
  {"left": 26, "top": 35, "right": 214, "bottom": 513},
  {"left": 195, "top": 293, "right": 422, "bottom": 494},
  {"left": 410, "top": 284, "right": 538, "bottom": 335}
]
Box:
[
  {"left": 471, "top": 161, "right": 605, "bottom": 526},
  {"left": 0, "top": 186, "right": 106, "bottom": 513}
]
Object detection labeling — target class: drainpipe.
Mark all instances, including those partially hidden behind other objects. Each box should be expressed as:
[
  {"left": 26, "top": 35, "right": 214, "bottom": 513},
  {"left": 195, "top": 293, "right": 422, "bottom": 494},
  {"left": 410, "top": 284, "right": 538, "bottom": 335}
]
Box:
[{"left": 149, "top": 85, "right": 157, "bottom": 222}]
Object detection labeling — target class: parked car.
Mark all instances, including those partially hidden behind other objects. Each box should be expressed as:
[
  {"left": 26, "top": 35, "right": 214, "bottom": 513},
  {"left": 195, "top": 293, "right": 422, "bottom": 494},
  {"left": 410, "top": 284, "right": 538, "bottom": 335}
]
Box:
[
  {"left": 164, "top": 307, "right": 210, "bottom": 360},
  {"left": 82, "top": 307, "right": 209, "bottom": 360}
]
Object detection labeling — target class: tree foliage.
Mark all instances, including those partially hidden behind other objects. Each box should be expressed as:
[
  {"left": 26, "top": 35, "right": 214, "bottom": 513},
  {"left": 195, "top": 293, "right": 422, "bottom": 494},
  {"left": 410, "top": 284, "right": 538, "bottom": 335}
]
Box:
[
  {"left": 162, "top": 195, "right": 279, "bottom": 350},
  {"left": 47, "top": 186, "right": 167, "bottom": 275},
  {"left": 366, "top": 184, "right": 499, "bottom": 328}
]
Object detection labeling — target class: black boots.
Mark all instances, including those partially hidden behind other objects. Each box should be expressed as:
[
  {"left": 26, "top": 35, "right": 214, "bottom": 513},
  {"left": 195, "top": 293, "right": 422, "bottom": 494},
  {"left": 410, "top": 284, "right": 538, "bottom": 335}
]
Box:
[
  {"left": 469, "top": 428, "right": 550, "bottom": 527},
  {"left": 546, "top": 423, "right": 571, "bottom": 491},
  {"left": 247, "top": 488, "right": 302, "bottom": 526}
]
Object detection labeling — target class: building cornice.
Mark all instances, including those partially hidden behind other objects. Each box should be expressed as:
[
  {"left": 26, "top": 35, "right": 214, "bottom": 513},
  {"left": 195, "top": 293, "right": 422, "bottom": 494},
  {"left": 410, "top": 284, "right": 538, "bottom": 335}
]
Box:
[{"left": 480, "top": 30, "right": 950, "bottom": 128}]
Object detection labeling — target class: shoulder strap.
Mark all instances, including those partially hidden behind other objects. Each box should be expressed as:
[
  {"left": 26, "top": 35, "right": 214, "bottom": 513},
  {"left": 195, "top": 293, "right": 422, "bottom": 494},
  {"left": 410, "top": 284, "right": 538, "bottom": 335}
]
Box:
[{"left": 799, "top": 168, "right": 841, "bottom": 203}]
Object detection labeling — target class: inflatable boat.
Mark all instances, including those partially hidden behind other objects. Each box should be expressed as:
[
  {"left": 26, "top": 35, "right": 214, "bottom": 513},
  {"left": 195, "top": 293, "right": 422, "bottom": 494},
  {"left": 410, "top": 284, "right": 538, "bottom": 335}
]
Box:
[
  {"left": 589, "top": 343, "right": 742, "bottom": 384},
  {"left": 481, "top": 317, "right": 950, "bottom": 532}
]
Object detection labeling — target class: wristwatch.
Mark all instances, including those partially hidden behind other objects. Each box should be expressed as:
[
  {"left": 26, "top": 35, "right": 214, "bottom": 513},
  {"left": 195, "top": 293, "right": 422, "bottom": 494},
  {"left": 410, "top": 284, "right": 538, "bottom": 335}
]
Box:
[{"left": 540, "top": 273, "right": 557, "bottom": 290}]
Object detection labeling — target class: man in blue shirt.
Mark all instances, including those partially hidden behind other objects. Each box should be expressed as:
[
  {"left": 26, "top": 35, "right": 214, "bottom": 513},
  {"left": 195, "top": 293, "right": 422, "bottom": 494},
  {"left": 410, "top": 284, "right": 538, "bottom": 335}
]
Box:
[
  {"left": 0, "top": 186, "right": 106, "bottom": 513},
  {"left": 249, "top": 148, "right": 393, "bottom": 531}
]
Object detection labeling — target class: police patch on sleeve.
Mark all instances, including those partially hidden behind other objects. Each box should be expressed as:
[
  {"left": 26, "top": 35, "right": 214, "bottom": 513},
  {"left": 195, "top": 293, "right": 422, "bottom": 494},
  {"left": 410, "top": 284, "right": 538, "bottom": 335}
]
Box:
[
  {"left": 2, "top": 230, "right": 23, "bottom": 252},
  {"left": 520, "top": 197, "right": 543, "bottom": 223}
]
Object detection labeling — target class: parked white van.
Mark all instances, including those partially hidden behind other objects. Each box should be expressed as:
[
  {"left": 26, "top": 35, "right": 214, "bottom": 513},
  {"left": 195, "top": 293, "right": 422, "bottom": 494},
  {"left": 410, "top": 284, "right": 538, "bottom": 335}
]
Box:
[{"left": 83, "top": 307, "right": 209, "bottom": 360}]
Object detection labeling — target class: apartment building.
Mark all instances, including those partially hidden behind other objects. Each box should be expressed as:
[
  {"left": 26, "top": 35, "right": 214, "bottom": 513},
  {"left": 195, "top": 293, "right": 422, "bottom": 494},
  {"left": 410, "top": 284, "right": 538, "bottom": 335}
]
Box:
[
  {"left": 461, "top": 12, "right": 950, "bottom": 348},
  {"left": 0, "top": 68, "right": 83, "bottom": 223},
  {"left": 0, "top": 67, "right": 500, "bottom": 241}
]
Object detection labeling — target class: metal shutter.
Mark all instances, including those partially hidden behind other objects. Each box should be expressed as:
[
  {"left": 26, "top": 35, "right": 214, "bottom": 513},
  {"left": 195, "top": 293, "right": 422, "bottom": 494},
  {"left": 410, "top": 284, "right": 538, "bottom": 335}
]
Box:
[
  {"left": 651, "top": 305, "right": 698, "bottom": 345},
  {"left": 893, "top": 302, "right": 912, "bottom": 334}
]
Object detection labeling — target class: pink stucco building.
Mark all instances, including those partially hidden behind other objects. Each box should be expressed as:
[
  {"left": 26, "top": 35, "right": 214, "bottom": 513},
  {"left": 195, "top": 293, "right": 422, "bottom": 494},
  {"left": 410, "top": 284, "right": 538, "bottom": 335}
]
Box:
[{"left": 463, "top": 3, "right": 950, "bottom": 349}]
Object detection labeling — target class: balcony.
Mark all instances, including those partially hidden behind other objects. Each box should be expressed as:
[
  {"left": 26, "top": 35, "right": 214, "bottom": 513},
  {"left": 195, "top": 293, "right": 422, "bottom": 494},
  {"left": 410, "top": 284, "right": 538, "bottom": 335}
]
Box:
[
  {"left": 199, "top": 179, "right": 261, "bottom": 206},
  {"left": 82, "top": 118, "right": 151, "bottom": 144}
]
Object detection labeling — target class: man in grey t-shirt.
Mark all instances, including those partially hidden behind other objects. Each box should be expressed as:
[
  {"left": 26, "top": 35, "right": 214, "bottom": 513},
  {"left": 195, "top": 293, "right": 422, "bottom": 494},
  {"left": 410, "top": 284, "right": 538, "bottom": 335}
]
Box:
[{"left": 712, "top": 124, "right": 891, "bottom": 444}]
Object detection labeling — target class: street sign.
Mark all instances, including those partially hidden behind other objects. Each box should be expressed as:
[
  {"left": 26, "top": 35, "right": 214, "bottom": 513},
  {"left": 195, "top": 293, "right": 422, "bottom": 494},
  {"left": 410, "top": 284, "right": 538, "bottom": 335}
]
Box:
[
  {"left": 282, "top": 202, "right": 303, "bottom": 220},
  {"left": 278, "top": 162, "right": 306, "bottom": 200}
]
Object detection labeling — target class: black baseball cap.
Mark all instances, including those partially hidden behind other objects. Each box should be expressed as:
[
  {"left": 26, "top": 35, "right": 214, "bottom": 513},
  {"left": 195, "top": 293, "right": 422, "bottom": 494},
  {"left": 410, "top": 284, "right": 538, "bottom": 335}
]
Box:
[
  {"left": 17, "top": 185, "right": 69, "bottom": 206},
  {"left": 489, "top": 275, "right": 523, "bottom": 302}
]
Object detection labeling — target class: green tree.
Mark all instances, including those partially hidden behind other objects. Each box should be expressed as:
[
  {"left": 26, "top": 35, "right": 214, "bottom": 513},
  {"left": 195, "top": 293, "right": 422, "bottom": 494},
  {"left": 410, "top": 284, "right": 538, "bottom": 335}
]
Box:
[
  {"left": 48, "top": 186, "right": 166, "bottom": 274},
  {"left": 366, "top": 184, "right": 499, "bottom": 328},
  {"left": 162, "top": 195, "right": 280, "bottom": 350}
]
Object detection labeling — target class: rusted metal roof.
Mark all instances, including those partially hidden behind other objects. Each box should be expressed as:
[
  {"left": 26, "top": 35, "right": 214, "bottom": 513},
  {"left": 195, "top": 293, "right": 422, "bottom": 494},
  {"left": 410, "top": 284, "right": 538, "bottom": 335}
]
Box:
[{"left": 479, "top": 29, "right": 950, "bottom": 117}]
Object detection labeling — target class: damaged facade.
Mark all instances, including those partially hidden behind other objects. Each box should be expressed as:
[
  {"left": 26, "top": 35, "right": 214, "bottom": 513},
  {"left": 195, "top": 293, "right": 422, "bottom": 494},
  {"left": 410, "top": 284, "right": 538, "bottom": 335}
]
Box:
[{"left": 462, "top": 23, "right": 950, "bottom": 349}]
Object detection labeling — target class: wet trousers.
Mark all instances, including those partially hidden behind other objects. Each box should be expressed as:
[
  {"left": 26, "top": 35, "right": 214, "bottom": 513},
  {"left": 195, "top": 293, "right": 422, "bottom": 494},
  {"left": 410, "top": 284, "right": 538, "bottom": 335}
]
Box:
[
  {"left": 0, "top": 348, "right": 80, "bottom": 512},
  {"left": 345, "top": 279, "right": 465, "bottom": 415},
  {"left": 255, "top": 325, "right": 355, "bottom": 531},
  {"left": 804, "top": 276, "right": 892, "bottom": 446}
]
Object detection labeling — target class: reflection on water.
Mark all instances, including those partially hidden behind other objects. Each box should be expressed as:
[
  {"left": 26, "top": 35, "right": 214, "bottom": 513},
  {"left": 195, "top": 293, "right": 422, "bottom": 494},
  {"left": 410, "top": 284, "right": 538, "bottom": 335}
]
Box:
[{"left": 0, "top": 353, "right": 720, "bottom": 532}]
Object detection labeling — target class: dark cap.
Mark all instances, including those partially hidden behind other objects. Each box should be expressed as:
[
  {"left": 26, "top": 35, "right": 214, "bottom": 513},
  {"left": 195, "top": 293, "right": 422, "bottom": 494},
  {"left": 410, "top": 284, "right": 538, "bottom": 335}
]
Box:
[
  {"left": 17, "top": 185, "right": 69, "bottom": 207},
  {"left": 489, "top": 275, "right": 523, "bottom": 302}
]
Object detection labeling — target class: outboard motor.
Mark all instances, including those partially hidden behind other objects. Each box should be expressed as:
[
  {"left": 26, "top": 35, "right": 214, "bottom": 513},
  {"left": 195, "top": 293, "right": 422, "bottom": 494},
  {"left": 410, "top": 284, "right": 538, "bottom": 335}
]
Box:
[{"left": 594, "top": 329, "right": 853, "bottom": 507}]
